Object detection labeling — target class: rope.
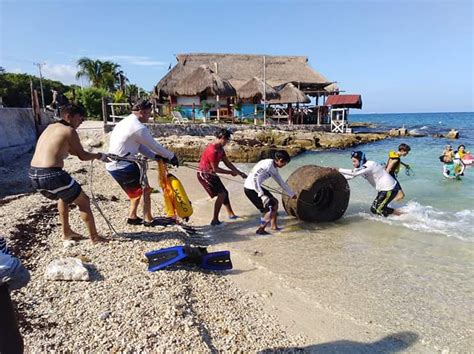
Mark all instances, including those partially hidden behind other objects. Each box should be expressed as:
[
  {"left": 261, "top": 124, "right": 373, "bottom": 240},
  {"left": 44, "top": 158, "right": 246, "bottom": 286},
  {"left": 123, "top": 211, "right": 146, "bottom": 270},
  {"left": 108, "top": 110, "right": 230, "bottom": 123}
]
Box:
[
  {"left": 89, "top": 160, "right": 119, "bottom": 236},
  {"left": 182, "top": 162, "right": 315, "bottom": 206}
]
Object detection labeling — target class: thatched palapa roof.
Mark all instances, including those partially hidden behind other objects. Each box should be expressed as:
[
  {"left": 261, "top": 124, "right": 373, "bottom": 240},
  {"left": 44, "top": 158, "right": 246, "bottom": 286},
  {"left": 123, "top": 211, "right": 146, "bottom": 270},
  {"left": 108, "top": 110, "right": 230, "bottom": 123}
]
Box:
[
  {"left": 174, "top": 65, "right": 236, "bottom": 97},
  {"left": 155, "top": 53, "right": 333, "bottom": 98},
  {"left": 237, "top": 77, "right": 279, "bottom": 101},
  {"left": 268, "top": 83, "right": 310, "bottom": 104}
]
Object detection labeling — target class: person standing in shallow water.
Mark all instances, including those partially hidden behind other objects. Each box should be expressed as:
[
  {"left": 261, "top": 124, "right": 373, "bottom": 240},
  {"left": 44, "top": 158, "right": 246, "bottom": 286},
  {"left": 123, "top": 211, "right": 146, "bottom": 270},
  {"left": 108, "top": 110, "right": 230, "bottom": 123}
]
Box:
[
  {"left": 29, "top": 104, "right": 109, "bottom": 244},
  {"left": 197, "top": 129, "right": 247, "bottom": 226},
  {"left": 385, "top": 143, "right": 411, "bottom": 201},
  {"left": 339, "top": 151, "right": 402, "bottom": 217}
]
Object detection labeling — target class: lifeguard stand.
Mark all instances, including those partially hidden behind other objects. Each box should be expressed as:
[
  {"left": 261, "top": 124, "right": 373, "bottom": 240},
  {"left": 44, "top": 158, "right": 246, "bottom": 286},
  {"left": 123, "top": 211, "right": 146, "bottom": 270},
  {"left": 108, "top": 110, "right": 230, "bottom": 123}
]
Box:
[
  {"left": 325, "top": 94, "right": 362, "bottom": 133},
  {"left": 330, "top": 108, "right": 351, "bottom": 133}
]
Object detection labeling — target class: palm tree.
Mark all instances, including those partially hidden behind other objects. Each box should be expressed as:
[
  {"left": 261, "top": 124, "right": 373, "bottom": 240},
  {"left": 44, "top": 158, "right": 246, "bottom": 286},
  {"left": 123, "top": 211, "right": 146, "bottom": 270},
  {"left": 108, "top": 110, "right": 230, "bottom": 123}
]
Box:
[{"left": 76, "top": 58, "right": 124, "bottom": 91}]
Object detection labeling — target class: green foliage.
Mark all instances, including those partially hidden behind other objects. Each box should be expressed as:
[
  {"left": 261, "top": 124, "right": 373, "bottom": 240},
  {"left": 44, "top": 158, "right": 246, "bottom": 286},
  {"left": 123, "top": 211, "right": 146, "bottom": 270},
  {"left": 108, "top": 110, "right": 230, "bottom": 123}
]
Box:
[
  {"left": 75, "top": 87, "right": 110, "bottom": 119},
  {"left": 172, "top": 105, "right": 183, "bottom": 113},
  {"left": 127, "top": 84, "right": 150, "bottom": 101},
  {"left": 76, "top": 57, "right": 127, "bottom": 92},
  {"left": 199, "top": 100, "right": 214, "bottom": 118},
  {"left": 112, "top": 89, "right": 127, "bottom": 103},
  {"left": 233, "top": 101, "right": 242, "bottom": 112},
  {"left": 0, "top": 71, "right": 68, "bottom": 107}
]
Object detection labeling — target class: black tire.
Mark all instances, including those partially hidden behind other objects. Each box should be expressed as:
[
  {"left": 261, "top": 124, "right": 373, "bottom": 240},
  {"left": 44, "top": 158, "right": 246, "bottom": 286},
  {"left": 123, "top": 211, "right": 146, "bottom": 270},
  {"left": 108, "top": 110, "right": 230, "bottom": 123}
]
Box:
[{"left": 282, "top": 165, "right": 350, "bottom": 222}]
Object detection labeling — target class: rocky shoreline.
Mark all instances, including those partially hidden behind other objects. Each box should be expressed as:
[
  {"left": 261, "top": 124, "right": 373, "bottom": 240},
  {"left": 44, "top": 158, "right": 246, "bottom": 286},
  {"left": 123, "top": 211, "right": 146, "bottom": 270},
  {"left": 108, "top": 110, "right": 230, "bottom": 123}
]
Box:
[
  {"left": 99, "top": 123, "right": 389, "bottom": 162},
  {"left": 90, "top": 122, "right": 459, "bottom": 163}
]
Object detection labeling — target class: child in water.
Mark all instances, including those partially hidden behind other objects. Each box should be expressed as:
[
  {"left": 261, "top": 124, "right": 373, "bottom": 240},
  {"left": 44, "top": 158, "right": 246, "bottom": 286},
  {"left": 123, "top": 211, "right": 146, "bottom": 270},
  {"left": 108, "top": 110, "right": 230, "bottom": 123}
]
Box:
[
  {"left": 455, "top": 144, "right": 469, "bottom": 160},
  {"left": 441, "top": 145, "right": 454, "bottom": 163},
  {"left": 244, "top": 150, "right": 296, "bottom": 235},
  {"left": 385, "top": 143, "right": 411, "bottom": 201}
]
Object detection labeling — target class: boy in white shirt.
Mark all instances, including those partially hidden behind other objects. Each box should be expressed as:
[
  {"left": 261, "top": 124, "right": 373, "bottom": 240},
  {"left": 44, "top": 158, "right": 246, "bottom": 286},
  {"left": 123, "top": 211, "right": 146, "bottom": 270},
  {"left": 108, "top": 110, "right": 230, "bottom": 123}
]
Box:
[{"left": 244, "top": 150, "right": 296, "bottom": 235}]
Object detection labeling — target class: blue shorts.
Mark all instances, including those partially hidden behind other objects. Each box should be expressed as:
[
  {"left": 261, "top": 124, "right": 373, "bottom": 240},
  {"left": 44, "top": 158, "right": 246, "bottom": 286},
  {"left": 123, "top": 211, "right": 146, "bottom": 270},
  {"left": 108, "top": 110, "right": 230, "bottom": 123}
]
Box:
[
  {"left": 29, "top": 167, "right": 82, "bottom": 204},
  {"left": 107, "top": 163, "right": 144, "bottom": 199}
]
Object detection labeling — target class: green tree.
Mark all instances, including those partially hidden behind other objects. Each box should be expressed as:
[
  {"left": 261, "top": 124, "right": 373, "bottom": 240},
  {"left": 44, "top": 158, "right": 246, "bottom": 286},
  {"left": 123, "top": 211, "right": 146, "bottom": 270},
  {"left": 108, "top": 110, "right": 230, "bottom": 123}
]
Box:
[
  {"left": 76, "top": 57, "right": 124, "bottom": 91},
  {"left": 199, "top": 100, "right": 214, "bottom": 119},
  {"left": 75, "top": 87, "right": 110, "bottom": 119},
  {"left": 0, "top": 71, "right": 69, "bottom": 107}
]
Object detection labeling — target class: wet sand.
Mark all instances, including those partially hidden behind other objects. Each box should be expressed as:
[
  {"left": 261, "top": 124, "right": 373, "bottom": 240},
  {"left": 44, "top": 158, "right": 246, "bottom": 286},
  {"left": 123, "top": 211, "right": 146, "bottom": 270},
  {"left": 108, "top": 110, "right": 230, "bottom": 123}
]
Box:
[{"left": 165, "top": 163, "right": 472, "bottom": 353}]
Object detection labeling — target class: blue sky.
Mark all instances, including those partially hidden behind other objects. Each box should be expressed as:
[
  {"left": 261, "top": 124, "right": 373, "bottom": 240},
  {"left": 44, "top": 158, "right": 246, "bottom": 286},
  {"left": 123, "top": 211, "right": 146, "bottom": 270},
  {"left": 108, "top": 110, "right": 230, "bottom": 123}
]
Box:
[{"left": 1, "top": 0, "right": 472, "bottom": 113}]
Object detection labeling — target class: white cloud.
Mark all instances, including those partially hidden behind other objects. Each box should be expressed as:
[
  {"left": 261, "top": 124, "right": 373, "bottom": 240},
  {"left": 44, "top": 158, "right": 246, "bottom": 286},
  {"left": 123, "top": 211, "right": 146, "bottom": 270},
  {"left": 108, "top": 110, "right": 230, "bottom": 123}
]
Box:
[
  {"left": 97, "top": 55, "right": 167, "bottom": 67},
  {"left": 42, "top": 63, "right": 78, "bottom": 85}
]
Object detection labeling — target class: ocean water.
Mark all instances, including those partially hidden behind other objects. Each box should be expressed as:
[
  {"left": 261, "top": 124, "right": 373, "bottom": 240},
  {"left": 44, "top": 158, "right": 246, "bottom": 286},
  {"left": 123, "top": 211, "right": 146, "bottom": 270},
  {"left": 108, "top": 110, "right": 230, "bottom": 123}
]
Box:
[{"left": 210, "top": 112, "right": 474, "bottom": 351}]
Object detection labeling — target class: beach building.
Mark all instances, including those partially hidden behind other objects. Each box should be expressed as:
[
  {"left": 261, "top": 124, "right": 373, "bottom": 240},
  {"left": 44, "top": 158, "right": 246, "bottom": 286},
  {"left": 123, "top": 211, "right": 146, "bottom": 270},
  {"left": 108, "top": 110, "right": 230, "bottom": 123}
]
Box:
[{"left": 153, "top": 53, "right": 360, "bottom": 129}]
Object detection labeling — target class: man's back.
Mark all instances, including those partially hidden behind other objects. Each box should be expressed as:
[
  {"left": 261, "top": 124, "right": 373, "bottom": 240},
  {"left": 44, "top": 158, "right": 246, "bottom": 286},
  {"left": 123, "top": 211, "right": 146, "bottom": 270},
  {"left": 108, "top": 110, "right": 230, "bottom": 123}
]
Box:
[{"left": 30, "top": 123, "right": 71, "bottom": 168}]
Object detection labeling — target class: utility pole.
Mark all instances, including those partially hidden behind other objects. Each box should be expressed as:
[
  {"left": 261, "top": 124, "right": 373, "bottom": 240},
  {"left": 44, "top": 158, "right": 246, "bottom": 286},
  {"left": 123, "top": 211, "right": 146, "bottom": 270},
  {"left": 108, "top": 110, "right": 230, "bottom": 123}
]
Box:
[
  {"left": 33, "top": 62, "right": 46, "bottom": 110},
  {"left": 263, "top": 55, "right": 266, "bottom": 126}
]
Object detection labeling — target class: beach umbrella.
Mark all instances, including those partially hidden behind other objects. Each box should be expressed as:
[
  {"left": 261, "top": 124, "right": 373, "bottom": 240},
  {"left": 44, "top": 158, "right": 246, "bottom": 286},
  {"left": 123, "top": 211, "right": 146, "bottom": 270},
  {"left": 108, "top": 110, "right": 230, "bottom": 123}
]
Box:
[
  {"left": 268, "top": 83, "right": 310, "bottom": 104},
  {"left": 175, "top": 65, "right": 236, "bottom": 97}
]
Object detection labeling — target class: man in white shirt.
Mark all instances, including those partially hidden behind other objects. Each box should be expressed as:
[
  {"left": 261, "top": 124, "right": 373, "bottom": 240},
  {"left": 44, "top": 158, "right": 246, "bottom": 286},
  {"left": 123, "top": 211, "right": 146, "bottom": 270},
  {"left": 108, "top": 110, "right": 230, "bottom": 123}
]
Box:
[
  {"left": 339, "top": 151, "right": 401, "bottom": 217},
  {"left": 244, "top": 150, "right": 296, "bottom": 234},
  {"left": 106, "top": 99, "right": 179, "bottom": 226}
]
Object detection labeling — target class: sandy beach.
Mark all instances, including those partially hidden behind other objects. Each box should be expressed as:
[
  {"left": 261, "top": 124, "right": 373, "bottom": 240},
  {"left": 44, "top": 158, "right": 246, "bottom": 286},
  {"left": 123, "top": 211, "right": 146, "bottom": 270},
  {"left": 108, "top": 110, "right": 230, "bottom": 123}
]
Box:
[
  {"left": 1, "top": 152, "right": 424, "bottom": 352},
  {"left": 0, "top": 154, "right": 425, "bottom": 352},
  {"left": 1, "top": 124, "right": 471, "bottom": 352}
]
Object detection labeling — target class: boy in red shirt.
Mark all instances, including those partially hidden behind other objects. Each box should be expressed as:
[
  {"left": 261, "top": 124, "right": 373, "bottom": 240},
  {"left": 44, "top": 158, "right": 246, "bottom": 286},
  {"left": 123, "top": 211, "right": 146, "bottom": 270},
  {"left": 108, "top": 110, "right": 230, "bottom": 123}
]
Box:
[{"left": 197, "top": 129, "right": 247, "bottom": 226}]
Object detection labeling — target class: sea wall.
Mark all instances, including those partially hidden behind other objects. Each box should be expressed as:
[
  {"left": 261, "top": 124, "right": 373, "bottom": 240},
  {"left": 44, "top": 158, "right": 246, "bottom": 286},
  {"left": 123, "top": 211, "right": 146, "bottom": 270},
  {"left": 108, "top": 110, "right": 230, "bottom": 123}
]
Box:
[
  {"left": 0, "top": 108, "right": 52, "bottom": 166},
  {"left": 0, "top": 108, "right": 38, "bottom": 166}
]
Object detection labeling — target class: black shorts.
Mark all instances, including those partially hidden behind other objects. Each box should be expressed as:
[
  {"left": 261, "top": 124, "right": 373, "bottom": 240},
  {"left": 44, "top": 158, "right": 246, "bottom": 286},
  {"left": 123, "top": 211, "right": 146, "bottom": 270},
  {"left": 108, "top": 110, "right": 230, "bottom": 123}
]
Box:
[
  {"left": 197, "top": 172, "right": 229, "bottom": 204},
  {"left": 244, "top": 187, "right": 276, "bottom": 213},
  {"left": 393, "top": 178, "right": 403, "bottom": 192},
  {"left": 29, "top": 167, "right": 82, "bottom": 204},
  {"left": 370, "top": 184, "right": 401, "bottom": 217}
]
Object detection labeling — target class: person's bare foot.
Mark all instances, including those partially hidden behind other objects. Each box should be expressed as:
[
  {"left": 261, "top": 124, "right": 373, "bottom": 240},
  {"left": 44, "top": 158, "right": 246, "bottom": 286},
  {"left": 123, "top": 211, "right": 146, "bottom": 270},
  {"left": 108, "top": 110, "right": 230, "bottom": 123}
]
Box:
[
  {"left": 271, "top": 226, "right": 282, "bottom": 231},
  {"left": 63, "top": 231, "right": 85, "bottom": 241},
  {"left": 91, "top": 235, "right": 109, "bottom": 244},
  {"left": 392, "top": 209, "right": 404, "bottom": 216}
]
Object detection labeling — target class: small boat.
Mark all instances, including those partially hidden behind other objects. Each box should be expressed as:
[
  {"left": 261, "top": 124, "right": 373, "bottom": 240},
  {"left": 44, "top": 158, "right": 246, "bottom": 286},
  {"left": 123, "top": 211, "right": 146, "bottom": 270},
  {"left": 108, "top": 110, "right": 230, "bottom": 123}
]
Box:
[
  {"left": 443, "top": 159, "right": 465, "bottom": 179},
  {"left": 461, "top": 153, "right": 473, "bottom": 165}
]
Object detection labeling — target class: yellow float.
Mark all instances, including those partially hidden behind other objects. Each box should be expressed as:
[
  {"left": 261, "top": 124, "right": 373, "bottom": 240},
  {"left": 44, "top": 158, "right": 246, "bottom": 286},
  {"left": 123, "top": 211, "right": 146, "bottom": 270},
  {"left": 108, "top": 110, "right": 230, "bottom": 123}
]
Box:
[{"left": 157, "top": 161, "right": 193, "bottom": 219}]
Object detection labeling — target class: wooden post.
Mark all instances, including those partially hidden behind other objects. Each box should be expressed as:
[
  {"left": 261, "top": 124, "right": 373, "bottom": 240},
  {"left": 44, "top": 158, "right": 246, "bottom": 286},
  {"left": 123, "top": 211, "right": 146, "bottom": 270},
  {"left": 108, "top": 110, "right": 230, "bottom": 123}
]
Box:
[
  {"left": 102, "top": 97, "right": 109, "bottom": 126},
  {"left": 288, "top": 103, "right": 293, "bottom": 125}
]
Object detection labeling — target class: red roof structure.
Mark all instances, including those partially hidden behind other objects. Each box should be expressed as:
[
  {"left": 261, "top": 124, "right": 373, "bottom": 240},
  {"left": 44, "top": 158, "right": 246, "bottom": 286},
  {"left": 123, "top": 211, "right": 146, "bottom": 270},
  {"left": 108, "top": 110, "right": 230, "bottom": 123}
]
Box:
[{"left": 325, "top": 95, "right": 362, "bottom": 109}]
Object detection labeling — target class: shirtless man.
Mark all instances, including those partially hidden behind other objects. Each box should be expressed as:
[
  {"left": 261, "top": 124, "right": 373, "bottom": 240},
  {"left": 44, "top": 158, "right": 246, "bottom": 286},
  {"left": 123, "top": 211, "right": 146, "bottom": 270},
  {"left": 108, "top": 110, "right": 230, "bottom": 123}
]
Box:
[{"left": 29, "top": 104, "right": 109, "bottom": 243}]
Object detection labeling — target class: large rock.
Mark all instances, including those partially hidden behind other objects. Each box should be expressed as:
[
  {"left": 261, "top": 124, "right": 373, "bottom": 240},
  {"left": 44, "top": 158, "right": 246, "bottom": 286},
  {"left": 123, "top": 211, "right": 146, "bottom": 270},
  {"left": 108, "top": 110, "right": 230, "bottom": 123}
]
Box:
[
  {"left": 45, "top": 257, "right": 90, "bottom": 281},
  {"left": 446, "top": 129, "right": 459, "bottom": 139}
]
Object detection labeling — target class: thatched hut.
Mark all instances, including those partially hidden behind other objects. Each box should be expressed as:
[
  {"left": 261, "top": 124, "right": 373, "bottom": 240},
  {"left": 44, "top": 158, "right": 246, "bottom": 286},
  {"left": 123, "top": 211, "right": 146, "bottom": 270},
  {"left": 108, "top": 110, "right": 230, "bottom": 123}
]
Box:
[
  {"left": 175, "top": 65, "right": 236, "bottom": 97},
  {"left": 154, "top": 53, "right": 336, "bottom": 120},
  {"left": 155, "top": 53, "right": 332, "bottom": 98},
  {"left": 268, "top": 83, "right": 310, "bottom": 104},
  {"left": 237, "top": 77, "right": 279, "bottom": 102}
]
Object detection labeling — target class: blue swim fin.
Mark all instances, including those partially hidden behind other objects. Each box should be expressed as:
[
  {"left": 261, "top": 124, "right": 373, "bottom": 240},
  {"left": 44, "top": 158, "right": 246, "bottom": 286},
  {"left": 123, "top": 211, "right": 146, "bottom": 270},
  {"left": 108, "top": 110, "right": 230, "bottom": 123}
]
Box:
[
  {"left": 200, "top": 251, "right": 233, "bottom": 270},
  {"left": 145, "top": 246, "right": 232, "bottom": 271},
  {"left": 145, "top": 246, "right": 187, "bottom": 272}
]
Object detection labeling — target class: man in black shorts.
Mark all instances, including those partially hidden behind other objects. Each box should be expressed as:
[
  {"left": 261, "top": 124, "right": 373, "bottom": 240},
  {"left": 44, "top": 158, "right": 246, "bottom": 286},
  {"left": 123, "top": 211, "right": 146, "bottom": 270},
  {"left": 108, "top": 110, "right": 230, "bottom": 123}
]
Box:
[{"left": 29, "top": 104, "right": 109, "bottom": 244}]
